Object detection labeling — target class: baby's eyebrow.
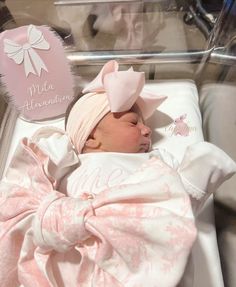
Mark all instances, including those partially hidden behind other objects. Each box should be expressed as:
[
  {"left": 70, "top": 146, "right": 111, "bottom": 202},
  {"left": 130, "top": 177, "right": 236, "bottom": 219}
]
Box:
[
  {"left": 122, "top": 112, "right": 138, "bottom": 118},
  {"left": 122, "top": 112, "right": 143, "bottom": 122}
]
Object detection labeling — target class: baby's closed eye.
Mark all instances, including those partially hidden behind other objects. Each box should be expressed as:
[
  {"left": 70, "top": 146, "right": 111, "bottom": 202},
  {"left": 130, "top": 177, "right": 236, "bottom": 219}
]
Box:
[{"left": 124, "top": 113, "right": 140, "bottom": 125}]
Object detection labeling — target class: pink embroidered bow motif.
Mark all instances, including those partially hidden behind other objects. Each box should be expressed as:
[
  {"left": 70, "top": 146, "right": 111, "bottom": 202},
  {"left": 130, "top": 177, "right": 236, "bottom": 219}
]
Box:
[{"left": 82, "top": 60, "right": 167, "bottom": 119}]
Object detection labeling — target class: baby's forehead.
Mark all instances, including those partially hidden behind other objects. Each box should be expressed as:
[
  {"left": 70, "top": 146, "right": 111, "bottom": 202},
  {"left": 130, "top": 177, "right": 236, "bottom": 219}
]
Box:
[
  {"left": 97, "top": 104, "right": 144, "bottom": 126},
  {"left": 113, "top": 107, "right": 142, "bottom": 120}
]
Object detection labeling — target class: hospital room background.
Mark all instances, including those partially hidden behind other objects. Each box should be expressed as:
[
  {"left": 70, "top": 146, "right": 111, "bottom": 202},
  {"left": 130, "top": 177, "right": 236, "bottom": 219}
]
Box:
[{"left": 0, "top": 0, "right": 235, "bottom": 286}]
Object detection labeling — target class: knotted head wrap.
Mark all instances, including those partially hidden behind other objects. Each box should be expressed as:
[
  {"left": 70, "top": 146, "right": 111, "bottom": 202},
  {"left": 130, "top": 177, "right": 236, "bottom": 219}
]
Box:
[{"left": 66, "top": 60, "right": 166, "bottom": 153}]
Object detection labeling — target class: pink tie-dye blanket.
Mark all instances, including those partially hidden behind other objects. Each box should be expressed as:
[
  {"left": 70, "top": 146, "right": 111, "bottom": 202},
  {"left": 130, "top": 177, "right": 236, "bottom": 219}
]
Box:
[{"left": 0, "top": 138, "right": 196, "bottom": 287}]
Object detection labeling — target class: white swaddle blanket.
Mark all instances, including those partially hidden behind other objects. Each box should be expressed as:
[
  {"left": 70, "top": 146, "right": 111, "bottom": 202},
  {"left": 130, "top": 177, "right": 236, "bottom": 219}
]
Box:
[{"left": 0, "top": 129, "right": 196, "bottom": 287}]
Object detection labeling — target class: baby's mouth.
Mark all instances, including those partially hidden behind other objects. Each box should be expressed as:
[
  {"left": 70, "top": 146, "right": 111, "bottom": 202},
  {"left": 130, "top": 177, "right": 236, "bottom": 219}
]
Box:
[{"left": 140, "top": 142, "right": 151, "bottom": 153}]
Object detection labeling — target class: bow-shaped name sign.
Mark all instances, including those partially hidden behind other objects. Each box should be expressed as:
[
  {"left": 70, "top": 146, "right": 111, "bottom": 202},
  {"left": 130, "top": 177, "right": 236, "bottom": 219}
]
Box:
[
  {"left": 4, "top": 25, "right": 49, "bottom": 77},
  {"left": 0, "top": 25, "right": 74, "bottom": 121}
]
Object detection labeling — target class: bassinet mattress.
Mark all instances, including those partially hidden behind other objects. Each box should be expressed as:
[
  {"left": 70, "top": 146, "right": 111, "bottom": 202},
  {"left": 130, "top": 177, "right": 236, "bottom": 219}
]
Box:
[{"left": 3, "top": 80, "right": 223, "bottom": 287}]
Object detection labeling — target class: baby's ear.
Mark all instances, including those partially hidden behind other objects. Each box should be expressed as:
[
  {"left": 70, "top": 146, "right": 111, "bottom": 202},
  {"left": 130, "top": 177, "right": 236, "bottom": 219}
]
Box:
[{"left": 84, "top": 138, "right": 100, "bottom": 149}]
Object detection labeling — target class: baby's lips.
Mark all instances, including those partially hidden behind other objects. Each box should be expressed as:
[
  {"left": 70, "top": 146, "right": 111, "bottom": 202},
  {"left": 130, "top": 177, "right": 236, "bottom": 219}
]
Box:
[{"left": 140, "top": 142, "right": 150, "bottom": 152}]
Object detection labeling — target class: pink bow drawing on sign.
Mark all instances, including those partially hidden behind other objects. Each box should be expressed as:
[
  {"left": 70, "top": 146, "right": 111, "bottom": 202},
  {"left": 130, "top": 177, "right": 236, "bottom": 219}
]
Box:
[
  {"left": 172, "top": 114, "right": 190, "bottom": 136},
  {"left": 83, "top": 60, "right": 167, "bottom": 120},
  {"left": 4, "top": 24, "right": 49, "bottom": 77}
]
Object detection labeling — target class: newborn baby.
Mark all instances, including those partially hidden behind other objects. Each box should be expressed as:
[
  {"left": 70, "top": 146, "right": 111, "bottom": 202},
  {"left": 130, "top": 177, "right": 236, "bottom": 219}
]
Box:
[
  {"left": 64, "top": 60, "right": 180, "bottom": 199},
  {"left": 1, "top": 60, "right": 235, "bottom": 287},
  {"left": 27, "top": 60, "right": 235, "bottom": 287},
  {"left": 64, "top": 60, "right": 235, "bottom": 213}
]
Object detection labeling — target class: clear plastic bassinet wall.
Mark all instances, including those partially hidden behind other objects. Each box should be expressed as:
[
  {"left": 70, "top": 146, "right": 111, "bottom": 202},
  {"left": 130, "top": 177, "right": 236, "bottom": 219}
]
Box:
[{"left": 0, "top": 0, "right": 236, "bottom": 285}]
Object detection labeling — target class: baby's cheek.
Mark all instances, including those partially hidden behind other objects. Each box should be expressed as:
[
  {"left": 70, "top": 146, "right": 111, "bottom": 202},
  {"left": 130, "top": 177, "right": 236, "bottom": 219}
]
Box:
[{"left": 126, "top": 133, "right": 141, "bottom": 147}]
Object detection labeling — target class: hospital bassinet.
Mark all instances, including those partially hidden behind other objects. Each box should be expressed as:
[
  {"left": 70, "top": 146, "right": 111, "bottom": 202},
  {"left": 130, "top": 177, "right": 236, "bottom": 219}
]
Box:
[{"left": 0, "top": 1, "right": 236, "bottom": 286}]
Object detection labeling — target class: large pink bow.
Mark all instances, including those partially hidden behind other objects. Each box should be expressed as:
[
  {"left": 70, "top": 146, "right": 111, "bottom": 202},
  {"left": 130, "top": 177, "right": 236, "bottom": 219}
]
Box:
[{"left": 83, "top": 60, "right": 166, "bottom": 119}]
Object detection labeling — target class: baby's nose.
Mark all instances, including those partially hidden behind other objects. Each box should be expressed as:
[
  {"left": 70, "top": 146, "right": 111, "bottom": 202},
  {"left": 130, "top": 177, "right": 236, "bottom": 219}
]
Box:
[{"left": 140, "top": 124, "right": 152, "bottom": 137}]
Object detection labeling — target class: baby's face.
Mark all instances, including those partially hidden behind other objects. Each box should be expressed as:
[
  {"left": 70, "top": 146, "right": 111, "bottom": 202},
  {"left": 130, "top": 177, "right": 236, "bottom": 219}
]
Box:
[{"left": 85, "top": 109, "right": 152, "bottom": 153}]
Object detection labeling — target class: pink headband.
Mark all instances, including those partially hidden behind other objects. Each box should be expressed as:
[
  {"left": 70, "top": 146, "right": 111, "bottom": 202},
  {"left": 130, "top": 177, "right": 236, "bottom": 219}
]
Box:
[{"left": 66, "top": 60, "right": 166, "bottom": 153}]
